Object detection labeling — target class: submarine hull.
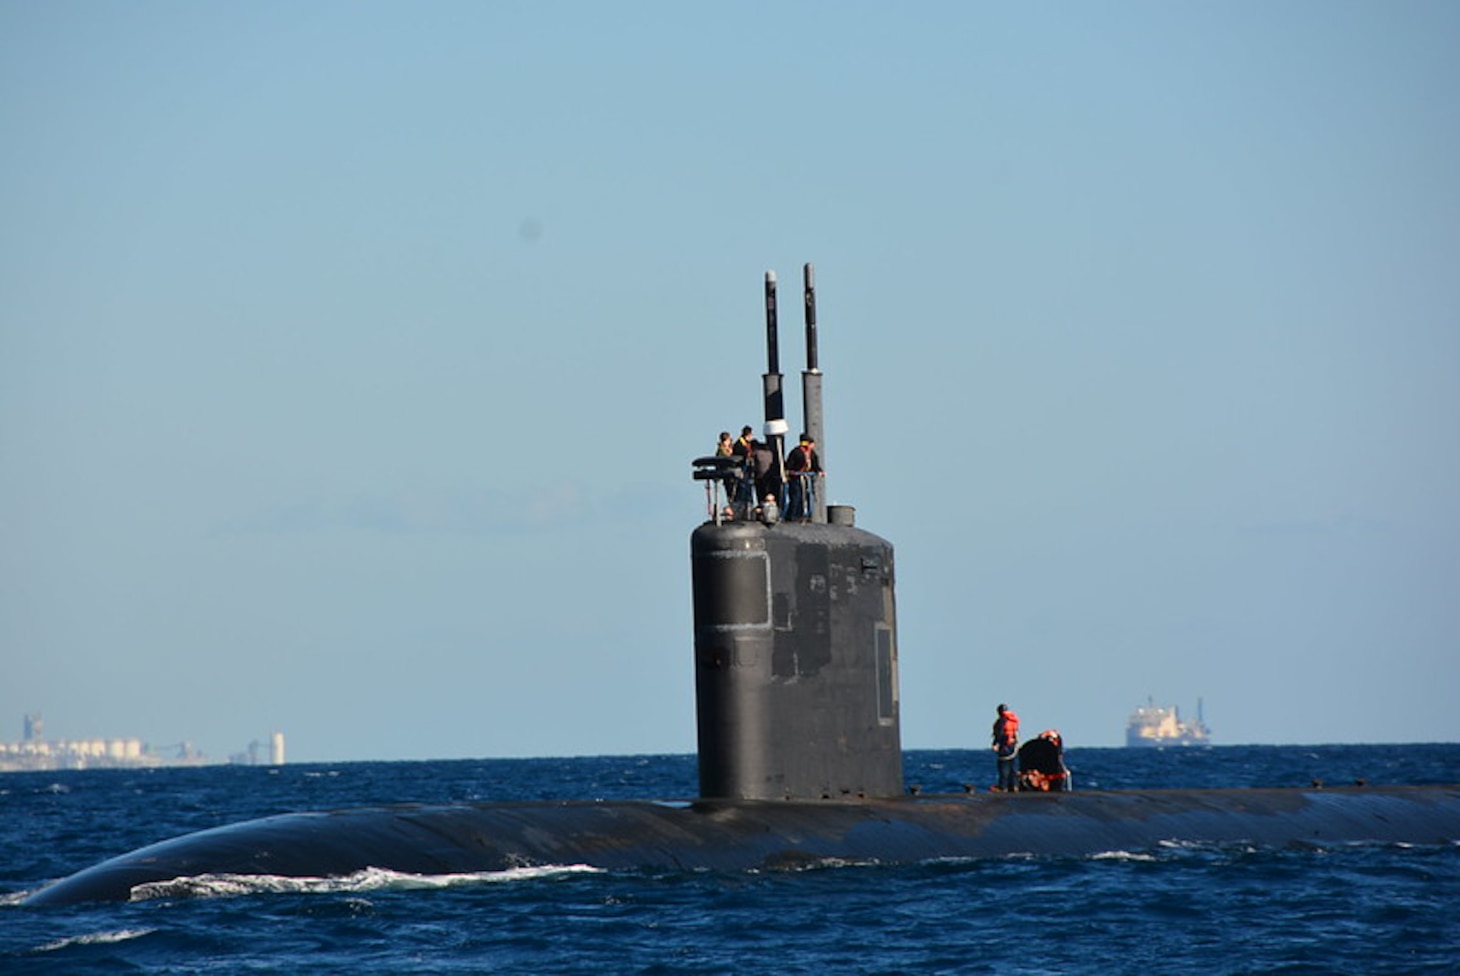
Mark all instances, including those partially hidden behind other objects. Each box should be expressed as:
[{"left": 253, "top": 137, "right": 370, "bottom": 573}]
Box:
[{"left": 24, "top": 786, "right": 1460, "bottom": 906}]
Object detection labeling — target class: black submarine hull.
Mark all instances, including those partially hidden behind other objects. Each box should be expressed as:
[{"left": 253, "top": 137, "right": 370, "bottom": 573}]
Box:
[{"left": 24, "top": 786, "right": 1460, "bottom": 906}]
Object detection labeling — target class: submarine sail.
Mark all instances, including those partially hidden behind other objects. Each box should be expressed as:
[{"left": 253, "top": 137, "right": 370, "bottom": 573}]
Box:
[{"left": 692, "top": 264, "right": 900, "bottom": 800}]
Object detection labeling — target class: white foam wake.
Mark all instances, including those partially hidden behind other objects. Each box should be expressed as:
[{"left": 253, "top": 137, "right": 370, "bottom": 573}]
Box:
[
  {"left": 1090, "top": 850, "right": 1158, "bottom": 862},
  {"left": 35, "top": 928, "right": 157, "bottom": 952},
  {"left": 128, "top": 863, "right": 602, "bottom": 901}
]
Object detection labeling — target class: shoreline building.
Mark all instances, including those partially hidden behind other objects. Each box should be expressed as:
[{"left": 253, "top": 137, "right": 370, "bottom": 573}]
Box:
[{"left": 1, "top": 714, "right": 284, "bottom": 773}]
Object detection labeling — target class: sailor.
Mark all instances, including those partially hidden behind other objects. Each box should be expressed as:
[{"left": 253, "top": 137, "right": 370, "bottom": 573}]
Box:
[
  {"left": 750, "top": 438, "right": 781, "bottom": 506},
  {"left": 725, "top": 427, "right": 755, "bottom": 517},
  {"left": 1016, "top": 729, "right": 1071, "bottom": 792},
  {"left": 991, "top": 703, "right": 1020, "bottom": 792},
  {"left": 784, "top": 433, "right": 823, "bottom": 521},
  {"left": 714, "top": 431, "right": 742, "bottom": 508},
  {"left": 731, "top": 425, "right": 755, "bottom": 457},
  {"left": 1040, "top": 729, "right": 1071, "bottom": 791}
]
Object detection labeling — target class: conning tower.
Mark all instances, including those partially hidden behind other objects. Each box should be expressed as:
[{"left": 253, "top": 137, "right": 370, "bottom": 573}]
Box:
[{"left": 690, "top": 266, "right": 902, "bottom": 801}]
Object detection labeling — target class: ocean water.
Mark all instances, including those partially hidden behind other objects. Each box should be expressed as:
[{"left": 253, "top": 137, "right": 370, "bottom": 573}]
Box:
[{"left": 2, "top": 744, "right": 1457, "bottom": 975}]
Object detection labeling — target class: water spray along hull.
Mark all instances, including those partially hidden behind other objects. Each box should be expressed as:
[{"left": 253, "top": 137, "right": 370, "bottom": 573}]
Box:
[{"left": 24, "top": 786, "right": 1460, "bottom": 905}]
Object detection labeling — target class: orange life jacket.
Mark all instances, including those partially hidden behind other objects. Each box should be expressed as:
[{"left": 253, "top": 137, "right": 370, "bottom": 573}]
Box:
[{"left": 994, "top": 710, "right": 1020, "bottom": 749}]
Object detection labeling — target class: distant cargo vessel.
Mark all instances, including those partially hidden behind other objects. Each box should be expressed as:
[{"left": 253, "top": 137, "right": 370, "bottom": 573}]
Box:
[{"left": 1126, "top": 699, "right": 1211, "bottom": 747}]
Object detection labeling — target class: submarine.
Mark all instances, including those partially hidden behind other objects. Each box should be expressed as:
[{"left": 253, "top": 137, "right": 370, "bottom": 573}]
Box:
[{"left": 24, "top": 265, "right": 1460, "bottom": 906}]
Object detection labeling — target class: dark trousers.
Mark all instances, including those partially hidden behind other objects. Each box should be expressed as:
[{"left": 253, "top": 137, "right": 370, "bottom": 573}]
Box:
[
  {"left": 787, "top": 474, "right": 812, "bottom": 520},
  {"left": 996, "top": 755, "right": 1017, "bottom": 791}
]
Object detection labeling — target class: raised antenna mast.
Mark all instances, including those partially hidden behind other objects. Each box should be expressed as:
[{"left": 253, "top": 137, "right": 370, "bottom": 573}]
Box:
[
  {"left": 762, "top": 271, "right": 788, "bottom": 490},
  {"left": 802, "top": 263, "right": 826, "bottom": 523}
]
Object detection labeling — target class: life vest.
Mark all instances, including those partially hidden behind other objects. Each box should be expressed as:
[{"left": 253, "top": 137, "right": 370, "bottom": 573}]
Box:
[
  {"left": 1020, "top": 769, "right": 1050, "bottom": 791},
  {"left": 787, "top": 441, "right": 822, "bottom": 475},
  {"left": 993, "top": 710, "right": 1020, "bottom": 753}
]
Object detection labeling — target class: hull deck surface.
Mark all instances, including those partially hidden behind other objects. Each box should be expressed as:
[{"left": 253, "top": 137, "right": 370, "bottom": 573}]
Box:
[{"left": 25, "top": 786, "right": 1460, "bottom": 905}]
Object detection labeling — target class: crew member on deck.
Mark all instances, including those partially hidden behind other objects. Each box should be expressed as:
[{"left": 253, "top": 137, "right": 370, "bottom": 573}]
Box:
[
  {"left": 992, "top": 703, "right": 1020, "bottom": 792},
  {"left": 1017, "top": 729, "right": 1071, "bottom": 792},
  {"left": 731, "top": 426, "right": 754, "bottom": 457},
  {"left": 715, "top": 431, "right": 741, "bottom": 509},
  {"left": 726, "top": 427, "right": 755, "bottom": 517},
  {"left": 751, "top": 438, "right": 781, "bottom": 506},
  {"left": 784, "top": 433, "right": 823, "bottom": 522}
]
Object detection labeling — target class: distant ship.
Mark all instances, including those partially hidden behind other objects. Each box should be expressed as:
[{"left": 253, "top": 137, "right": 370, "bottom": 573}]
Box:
[{"left": 1126, "top": 699, "right": 1211, "bottom": 747}]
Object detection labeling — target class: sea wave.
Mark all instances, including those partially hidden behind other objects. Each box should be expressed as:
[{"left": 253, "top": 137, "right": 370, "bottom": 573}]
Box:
[
  {"left": 34, "top": 928, "right": 156, "bottom": 952},
  {"left": 127, "top": 863, "right": 603, "bottom": 901},
  {"left": 1090, "top": 849, "right": 1158, "bottom": 862},
  {"left": 5, "top": 748, "right": 1456, "bottom": 975}
]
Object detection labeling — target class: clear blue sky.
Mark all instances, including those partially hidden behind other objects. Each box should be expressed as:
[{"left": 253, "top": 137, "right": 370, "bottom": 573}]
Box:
[{"left": 4, "top": 2, "right": 1457, "bottom": 762}]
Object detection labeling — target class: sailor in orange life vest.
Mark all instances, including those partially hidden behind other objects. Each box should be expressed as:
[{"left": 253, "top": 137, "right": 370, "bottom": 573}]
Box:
[{"left": 992, "top": 703, "right": 1020, "bottom": 792}]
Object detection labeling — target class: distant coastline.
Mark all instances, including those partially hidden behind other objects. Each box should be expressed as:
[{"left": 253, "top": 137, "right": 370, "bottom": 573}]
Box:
[{"left": 1, "top": 714, "right": 284, "bottom": 772}]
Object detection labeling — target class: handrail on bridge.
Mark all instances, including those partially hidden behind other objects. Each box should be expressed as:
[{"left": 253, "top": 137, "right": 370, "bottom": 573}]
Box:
[{"left": 691, "top": 456, "right": 819, "bottom": 526}]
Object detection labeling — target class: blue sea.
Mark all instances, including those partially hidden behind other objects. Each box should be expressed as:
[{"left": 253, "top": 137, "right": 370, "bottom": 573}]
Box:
[{"left": 3, "top": 745, "right": 1457, "bottom": 974}]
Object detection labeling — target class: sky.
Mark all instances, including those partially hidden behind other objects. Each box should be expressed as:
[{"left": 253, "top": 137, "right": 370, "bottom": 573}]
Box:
[{"left": 3, "top": 2, "right": 1457, "bottom": 763}]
